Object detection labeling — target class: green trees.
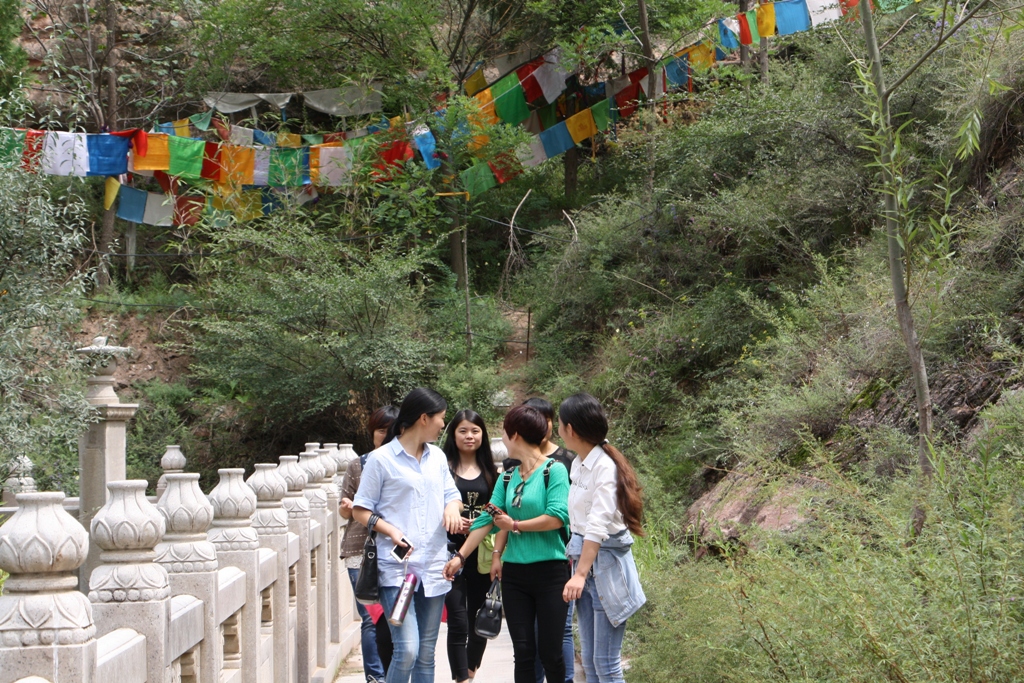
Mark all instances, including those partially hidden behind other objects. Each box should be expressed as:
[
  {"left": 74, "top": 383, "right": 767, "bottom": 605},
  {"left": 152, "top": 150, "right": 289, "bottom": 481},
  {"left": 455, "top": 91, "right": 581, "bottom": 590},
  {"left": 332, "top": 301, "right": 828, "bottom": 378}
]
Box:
[{"left": 0, "top": 0, "right": 26, "bottom": 95}]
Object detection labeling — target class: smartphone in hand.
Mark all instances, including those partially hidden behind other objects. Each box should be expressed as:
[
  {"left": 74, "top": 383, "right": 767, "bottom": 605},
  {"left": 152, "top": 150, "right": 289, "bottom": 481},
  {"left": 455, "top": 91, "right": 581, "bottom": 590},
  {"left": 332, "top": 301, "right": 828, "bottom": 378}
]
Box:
[
  {"left": 483, "top": 503, "right": 503, "bottom": 518},
  {"left": 390, "top": 538, "right": 414, "bottom": 562}
]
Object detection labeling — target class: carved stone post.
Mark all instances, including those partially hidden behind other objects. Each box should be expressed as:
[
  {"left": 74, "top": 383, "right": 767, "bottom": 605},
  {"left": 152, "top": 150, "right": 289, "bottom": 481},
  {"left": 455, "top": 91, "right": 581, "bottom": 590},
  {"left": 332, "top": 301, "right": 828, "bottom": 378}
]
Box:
[
  {"left": 88, "top": 480, "right": 169, "bottom": 683},
  {"left": 155, "top": 472, "right": 219, "bottom": 683},
  {"left": 156, "top": 445, "right": 186, "bottom": 500},
  {"left": 300, "top": 445, "right": 328, "bottom": 667},
  {"left": 75, "top": 336, "right": 138, "bottom": 586},
  {"left": 318, "top": 447, "right": 342, "bottom": 645},
  {"left": 278, "top": 455, "right": 311, "bottom": 683},
  {"left": 0, "top": 492, "right": 96, "bottom": 683},
  {"left": 209, "top": 468, "right": 260, "bottom": 683},
  {"left": 491, "top": 436, "right": 508, "bottom": 471},
  {"left": 247, "top": 463, "right": 290, "bottom": 683},
  {"left": 1, "top": 455, "right": 37, "bottom": 505}
]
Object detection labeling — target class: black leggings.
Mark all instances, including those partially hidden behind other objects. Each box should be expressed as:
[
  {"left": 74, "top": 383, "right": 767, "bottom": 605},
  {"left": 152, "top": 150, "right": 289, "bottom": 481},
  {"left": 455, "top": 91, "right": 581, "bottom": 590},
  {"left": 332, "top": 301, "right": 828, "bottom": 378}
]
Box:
[
  {"left": 502, "top": 560, "right": 571, "bottom": 683},
  {"left": 445, "top": 549, "right": 492, "bottom": 681}
]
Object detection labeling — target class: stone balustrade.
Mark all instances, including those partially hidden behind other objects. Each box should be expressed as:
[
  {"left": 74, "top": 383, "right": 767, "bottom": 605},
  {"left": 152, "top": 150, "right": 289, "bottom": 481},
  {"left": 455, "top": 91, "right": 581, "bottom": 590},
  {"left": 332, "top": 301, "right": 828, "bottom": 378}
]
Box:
[{"left": 0, "top": 444, "right": 360, "bottom": 683}]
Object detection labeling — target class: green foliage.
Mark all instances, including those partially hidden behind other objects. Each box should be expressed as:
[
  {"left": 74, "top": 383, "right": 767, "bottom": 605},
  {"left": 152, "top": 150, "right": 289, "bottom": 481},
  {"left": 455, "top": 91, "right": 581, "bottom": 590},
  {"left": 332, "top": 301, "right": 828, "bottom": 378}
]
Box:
[
  {"left": 0, "top": 0, "right": 27, "bottom": 95},
  {"left": 0, "top": 165, "right": 93, "bottom": 491},
  {"left": 125, "top": 381, "right": 198, "bottom": 492}
]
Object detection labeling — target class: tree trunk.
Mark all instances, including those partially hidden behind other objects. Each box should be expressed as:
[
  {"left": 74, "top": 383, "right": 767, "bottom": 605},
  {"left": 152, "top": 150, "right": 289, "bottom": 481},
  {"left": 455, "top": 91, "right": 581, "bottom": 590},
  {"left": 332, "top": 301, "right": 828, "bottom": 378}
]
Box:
[
  {"left": 759, "top": 34, "right": 769, "bottom": 83},
  {"left": 564, "top": 146, "right": 578, "bottom": 197},
  {"left": 462, "top": 225, "right": 472, "bottom": 358},
  {"left": 96, "top": 0, "right": 119, "bottom": 289},
  {"left": 637, "top": 0, "right": 658, "bottom": 198},
  {"left": 860, "top": 0, "right": 933, "bottom": 482},
  {"left": 449, "top": 209, "right": 465, "bottom": 291},
  {"left": 740, "top": 0, "right": 751, "bottom": 69}
]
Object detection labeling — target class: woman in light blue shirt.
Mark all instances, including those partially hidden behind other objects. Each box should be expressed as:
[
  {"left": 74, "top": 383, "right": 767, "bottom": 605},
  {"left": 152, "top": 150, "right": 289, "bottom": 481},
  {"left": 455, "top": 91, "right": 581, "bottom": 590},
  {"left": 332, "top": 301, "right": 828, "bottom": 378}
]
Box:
[{"left": 353, "top": 387, "right": 464, "bottom": 683}]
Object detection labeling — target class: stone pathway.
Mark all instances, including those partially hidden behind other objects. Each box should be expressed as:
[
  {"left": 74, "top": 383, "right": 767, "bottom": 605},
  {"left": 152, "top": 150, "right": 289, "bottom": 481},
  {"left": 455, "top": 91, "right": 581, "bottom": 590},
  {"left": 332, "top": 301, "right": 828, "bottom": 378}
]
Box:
[{"left": 334, "top": 621, "right": 518, "bottom": 683}]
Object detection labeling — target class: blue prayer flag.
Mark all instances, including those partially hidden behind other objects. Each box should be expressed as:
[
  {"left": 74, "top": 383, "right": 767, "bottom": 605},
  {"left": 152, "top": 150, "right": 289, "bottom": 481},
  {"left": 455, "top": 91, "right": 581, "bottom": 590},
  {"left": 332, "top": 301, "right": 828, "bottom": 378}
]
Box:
[
  {"left": 86, "top": 134, "right": 130, "bottom": 176},
  {"left": 253, "top": 129, "right": 276, "bottom": 146},
  {"left": 775, "top": 0, "right": 811, "bottom": 34},
  {"left": 665, "top": 55, "right": 690, "bottom": 87},
  {"left": 116, "top": 186, "right": 147, "bottom": 222},
  {"left": 414, "top": 130, "right": 441, "bottom": 170},
  {"left": 719, "top": 20, "right": 740, "bottom": 50},
  {"left": 539, "top": 122, "right": 575, "bottom": 158}
]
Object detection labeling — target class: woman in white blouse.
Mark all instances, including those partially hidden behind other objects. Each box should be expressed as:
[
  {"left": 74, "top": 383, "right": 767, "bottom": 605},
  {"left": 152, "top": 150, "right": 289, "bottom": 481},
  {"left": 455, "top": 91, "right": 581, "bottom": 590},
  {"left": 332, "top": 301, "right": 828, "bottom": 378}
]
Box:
[{"left": 558, "top": 393, "right": 646, "bottom": 683}]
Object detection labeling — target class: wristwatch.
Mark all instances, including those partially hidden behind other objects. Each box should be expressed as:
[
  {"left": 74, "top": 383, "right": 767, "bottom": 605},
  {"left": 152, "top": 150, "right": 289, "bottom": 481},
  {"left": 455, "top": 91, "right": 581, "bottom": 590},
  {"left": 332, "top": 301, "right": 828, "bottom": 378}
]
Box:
[{"left": 512, "top": 519, "right": 521, "bottom": 534}]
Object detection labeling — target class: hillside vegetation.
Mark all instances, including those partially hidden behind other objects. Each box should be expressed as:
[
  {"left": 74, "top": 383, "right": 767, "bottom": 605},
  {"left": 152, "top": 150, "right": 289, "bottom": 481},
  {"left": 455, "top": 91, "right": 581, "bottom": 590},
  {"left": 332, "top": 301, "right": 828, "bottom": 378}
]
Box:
[{"left": 5, "top": 0, "right": 1024, "bottom": 679}]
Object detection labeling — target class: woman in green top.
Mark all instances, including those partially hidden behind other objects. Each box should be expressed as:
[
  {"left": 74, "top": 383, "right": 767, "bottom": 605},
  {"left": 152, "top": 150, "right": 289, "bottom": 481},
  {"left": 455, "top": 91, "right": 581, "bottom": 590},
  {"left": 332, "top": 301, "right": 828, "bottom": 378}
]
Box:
[{"left": 442, "top": 404, "right": 570, "bottom": 683}]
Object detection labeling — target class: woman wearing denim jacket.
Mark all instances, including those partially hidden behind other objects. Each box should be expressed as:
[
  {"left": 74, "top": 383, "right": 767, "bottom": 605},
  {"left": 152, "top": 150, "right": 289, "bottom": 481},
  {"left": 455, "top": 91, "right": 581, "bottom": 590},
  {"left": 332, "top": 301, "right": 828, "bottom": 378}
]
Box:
[{"left": 558, "top": 393, "right": 646, "bottom": 683}]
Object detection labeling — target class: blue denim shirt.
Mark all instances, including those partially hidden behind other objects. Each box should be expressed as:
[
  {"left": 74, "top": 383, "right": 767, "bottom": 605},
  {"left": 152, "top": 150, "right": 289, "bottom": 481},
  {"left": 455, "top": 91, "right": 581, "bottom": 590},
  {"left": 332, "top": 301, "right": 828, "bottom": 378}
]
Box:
[
  {"left": 567, "top": 530, "right": 646, "bottom": 627},
  {"left": 353, "top": 438, "right": 461, "bottom": 598}
]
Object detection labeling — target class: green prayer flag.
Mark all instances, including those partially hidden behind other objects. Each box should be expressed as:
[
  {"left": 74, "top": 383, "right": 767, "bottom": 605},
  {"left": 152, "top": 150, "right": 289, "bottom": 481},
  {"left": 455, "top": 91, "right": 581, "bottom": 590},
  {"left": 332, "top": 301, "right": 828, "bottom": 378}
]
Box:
[
  {"left": 302, "top": 134, "right": 324, "bottom": 145},
  {"left": 746, "top": 10, "right": 761, "bottom": 43},
  {"left": 0, "top": 128, "right": 25, "bottom": 166},
  {"left": 168, "top": 136, "right": 205, "bottom": 179},
  {"left": 491, "top": 73, "right": 531, "bottom": 125},
  {"left": 189, "top": 110, "right": 213, "bottom": 131},
  {"left": 460, "top": 162, "right": 497, "bottom": 198},
  {"left": 591, "top": 99, "right": 612, "bottom": 131},
  {"left": 269, "top": 147, "right": 305, "bottom": 186},
  {"left": 538, "top": 102, "right": 558, "bottom": 130}
]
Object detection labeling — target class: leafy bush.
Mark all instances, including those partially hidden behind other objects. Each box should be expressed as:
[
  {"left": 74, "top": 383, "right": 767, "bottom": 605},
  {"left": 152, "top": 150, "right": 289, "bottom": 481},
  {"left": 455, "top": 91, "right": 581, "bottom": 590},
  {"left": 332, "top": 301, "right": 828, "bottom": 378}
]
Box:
[{"left": 125, "top": 381, "right": 199, "bottom": 492}]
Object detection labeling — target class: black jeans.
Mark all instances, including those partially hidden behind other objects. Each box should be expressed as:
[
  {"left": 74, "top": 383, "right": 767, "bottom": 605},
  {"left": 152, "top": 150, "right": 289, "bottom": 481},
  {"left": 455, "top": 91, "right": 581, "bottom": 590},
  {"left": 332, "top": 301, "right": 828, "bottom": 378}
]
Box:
[
  {"left": 502, "top": 560, "right": 571, "bottom": 683},
  {"left": 445, "top": 549, "right": 493, "bottom": 681}
]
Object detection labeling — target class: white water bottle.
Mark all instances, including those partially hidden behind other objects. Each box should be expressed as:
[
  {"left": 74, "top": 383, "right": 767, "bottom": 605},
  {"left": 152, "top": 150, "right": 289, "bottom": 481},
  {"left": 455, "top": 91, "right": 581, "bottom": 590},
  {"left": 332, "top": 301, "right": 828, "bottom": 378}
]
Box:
[{"left": 388, "top": 573, "right": 418, "bottom": 626}]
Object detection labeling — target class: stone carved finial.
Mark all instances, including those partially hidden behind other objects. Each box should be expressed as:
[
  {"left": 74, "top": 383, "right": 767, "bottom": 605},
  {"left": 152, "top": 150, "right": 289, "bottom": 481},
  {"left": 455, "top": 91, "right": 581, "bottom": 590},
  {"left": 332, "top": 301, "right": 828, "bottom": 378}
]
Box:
[
  {"left": 318, "top": 448, "right": 338, "bottom": 481},
  {"left": 208, "top": 469, "right": 259, "bottom": 552},
  {"left": 2, "top": 455, "right": 37, "bottom": 505},
  {"left": 76, "top": 335, "right": 134, "bottom": 407},
  {"left": 0, "top": 492, "right": 95, "bottom": 646},
  {"left": 247, "top": 464, "right": 288, "bottom": 535},
  {"left": 156, "top": 445, "right": 186, "bottom": 500},
  {"left": 277, "top": 456, "right": 310, "bottom": 520},
  {"left": 299, "top": 446, "right": 328, "bottom": 510},
  {"left": 491, "top": 437, "right": 508, "bottom": 470},
  {"left": 337, "top": 444, "right": 357, "bottom": 474},
  {"left": 88, "top": 480, "right": 169, "bottom": 603},
  {"left": 154, "top": 474, "right": 217, "bottom": 573}
]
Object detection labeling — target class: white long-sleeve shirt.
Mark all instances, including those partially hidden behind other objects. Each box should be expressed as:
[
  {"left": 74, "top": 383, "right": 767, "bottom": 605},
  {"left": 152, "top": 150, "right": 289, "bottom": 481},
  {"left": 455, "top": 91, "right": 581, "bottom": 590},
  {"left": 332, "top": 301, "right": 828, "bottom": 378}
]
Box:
[{"left": 568, "top": 445, "right": 626, "bottom": 543}]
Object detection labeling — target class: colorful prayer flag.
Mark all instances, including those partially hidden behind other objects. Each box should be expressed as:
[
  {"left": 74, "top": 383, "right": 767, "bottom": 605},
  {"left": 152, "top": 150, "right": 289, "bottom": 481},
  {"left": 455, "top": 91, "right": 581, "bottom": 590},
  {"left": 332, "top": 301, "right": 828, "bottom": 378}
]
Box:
[
  {"left": 591, "top": 99, "right": 613, "bottom": 131},
  {"left": 167, "top": 136, "right": 205, "bottom": 179},
  {"left": 86, "top": 134, "right": 130, "bottom": 176},
  {"left": 104, "top": 177, "right": 120, "bottom": 210},
  {"left": 131, "top": 133, "right": 170, "bottom": 172},
  {"left": 116, "top": 186, "right": 147, "bottom": 222},
  {"left": 539, "top": 121, "right": 575, "bottom": 158},
  {"left": 565, "top": 109, "right": 598, "bottom": 144},
  {"left": 460, "top": 162, "right": 497, "bottom": 197},
  {"left": 490, "top": 73, "right": 530, "bottom": 125},
  {"left": 757, "top": 3, "right": 777, "bottom": 36}
]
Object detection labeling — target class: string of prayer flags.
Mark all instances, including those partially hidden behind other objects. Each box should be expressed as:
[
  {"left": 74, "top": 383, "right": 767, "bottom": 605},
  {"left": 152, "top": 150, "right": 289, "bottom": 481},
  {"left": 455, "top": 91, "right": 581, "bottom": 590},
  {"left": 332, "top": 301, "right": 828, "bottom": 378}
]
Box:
[
  {"left": 253, "top": 148, "right": 271, "bottom": 185},
  {"left": 104, "top": 177, "right": 120, "bottom": 210},
  {"left": 806, "top": 0, "right": 842, "bottom": 25},
  {"left": 490, "top": 72, "right": 531, "bottom": 126},
  {"left": 757, "top": 3, "right": 777, "bottom": 37},
  {"left": 738, "top": 10, "right": 761, "bottom": 44},
  {"left": 277, "top": 132, "right": 303, "bottom": 148},
  {"left": 116, "top": 186, "right": 147, "bottom": 222},
  {"left": 615, "top": 83, "right": 642, "bottom": 119},
  {"left": 774, "top": 0, "right": 812, "bottom": 34},
  {"left": 253, "top": 129, "right": 277, "bottom": 146},
  {"left": 460, "top": 161, "right": 497, "bottom": 198},
  {"left": 487, "top": 153, "right": 521, "bottom": 184},
  {"left": 221, "top": 144, "right": 256, "bottom": 185},
  {"left": 189, "top": 111, "right": 213, "bottom": 131},
  {"left": 230, "top": 126, "right": 255, "bottom": 146},
  {"left": 303, "top": 85, "right": 383, "bottom": 117},
  {"left": 526, "top": 49, "right": 569, "bottom": 105}
]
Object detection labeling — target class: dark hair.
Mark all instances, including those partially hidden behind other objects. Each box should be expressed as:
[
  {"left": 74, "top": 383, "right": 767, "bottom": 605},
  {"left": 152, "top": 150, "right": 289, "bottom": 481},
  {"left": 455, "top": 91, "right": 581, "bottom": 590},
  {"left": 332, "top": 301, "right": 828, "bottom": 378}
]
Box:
[
  {"left": 386, "top": 388, "right": 448, "bottom": 442},
  {"left": 442, "top": 409, "right": 496, "bottom": 492},
  {"left": 558, "top": 393, "right": 644, "bottom": 535},
  {"left": 521, "top": 397, "right": 554, "bottom": 422},
  {"left": 368, "top": 405, "right": 399, "bottom": 435},
  {"left": 503, "top": 405, "right": 549, "bottom": 446}
]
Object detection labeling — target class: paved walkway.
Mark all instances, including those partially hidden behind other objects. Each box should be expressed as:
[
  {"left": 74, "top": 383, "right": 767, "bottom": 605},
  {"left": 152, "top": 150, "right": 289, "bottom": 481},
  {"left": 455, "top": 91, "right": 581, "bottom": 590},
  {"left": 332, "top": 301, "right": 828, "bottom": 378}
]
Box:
[{"left": 334, "top": 621, "right": 518, "bottom": 683}]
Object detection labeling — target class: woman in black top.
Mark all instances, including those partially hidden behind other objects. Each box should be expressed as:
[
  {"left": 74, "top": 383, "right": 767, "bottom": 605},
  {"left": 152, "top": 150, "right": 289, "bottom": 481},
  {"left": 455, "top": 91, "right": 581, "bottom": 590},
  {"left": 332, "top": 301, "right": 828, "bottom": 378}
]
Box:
[{"left": 443, "top": 409, "right": 497, "bottom": 683}]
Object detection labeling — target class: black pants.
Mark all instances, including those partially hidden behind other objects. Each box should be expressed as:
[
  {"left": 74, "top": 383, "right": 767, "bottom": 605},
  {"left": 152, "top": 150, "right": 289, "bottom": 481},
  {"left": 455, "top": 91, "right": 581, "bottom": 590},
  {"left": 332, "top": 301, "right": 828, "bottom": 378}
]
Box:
[
  {"left": 375, "top": 611, "right": 392, "bottom": 674},
  {"left": 502, "top": 560, "right": 570, "bottom": 683},
  {"left": 445, "top": 549, "right": 493, "bottom": 681}
]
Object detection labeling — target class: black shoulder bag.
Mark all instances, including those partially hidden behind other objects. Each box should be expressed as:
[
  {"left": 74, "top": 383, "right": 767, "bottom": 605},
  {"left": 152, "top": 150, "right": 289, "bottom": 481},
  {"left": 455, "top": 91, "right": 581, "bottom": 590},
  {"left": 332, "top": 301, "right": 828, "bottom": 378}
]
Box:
[
  {"left": 474, "top": 578, "right": 503, "bottom": 639},
  {"left": 354, "top": 513, "right": 381, "bottom": 605}
]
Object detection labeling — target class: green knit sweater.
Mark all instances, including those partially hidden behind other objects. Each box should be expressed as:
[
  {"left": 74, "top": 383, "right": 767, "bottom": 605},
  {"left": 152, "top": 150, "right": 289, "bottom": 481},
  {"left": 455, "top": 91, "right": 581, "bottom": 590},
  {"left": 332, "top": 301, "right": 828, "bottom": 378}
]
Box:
[{"left": 469, "top": 459, "right": 570, "bottom": 564}]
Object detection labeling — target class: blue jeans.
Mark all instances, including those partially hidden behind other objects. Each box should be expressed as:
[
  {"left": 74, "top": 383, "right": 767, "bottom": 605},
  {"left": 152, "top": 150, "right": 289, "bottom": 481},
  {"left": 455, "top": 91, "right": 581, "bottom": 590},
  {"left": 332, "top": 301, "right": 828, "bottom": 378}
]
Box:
[
  {"left": 577, "top": 576, "right": 626, "bottom": 683},
  {"left": 534, "top": 600, "right": 575, "bottom": 682},
  {"left": 378, "top": 583, "right": 446, "bottom": 683},
  {"left": 348, "top": 568, "right": 386, "bottom": 681}
]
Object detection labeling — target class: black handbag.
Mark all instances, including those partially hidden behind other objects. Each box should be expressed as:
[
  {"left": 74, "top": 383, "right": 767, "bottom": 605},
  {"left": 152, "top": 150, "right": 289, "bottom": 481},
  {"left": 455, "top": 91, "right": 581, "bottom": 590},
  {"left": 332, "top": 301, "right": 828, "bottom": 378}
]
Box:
[
  {"left": 474, "top": 579, "right": 503, "bottom": 639},
  {"left": 354, "top": 514, "right": 380, "bottom": 605}
]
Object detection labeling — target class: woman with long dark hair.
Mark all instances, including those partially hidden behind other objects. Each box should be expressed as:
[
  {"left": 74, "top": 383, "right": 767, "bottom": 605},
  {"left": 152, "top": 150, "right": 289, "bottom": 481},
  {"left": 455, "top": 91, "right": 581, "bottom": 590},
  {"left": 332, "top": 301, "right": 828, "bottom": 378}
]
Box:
[
  {"left": 443, "top": 405, "right": 570, "bottom": 683},
  {"left": 441, "top": 409, "right": 497, "bottom": 683},
  {"left": 340, "top": 405, "right": 399, "bottom": 683},
  {"left": 353, "top": 388, "right": 464, "bottom": 683},
  {"left": 558, "top": 393, "right": 646, "bottom": 683}
]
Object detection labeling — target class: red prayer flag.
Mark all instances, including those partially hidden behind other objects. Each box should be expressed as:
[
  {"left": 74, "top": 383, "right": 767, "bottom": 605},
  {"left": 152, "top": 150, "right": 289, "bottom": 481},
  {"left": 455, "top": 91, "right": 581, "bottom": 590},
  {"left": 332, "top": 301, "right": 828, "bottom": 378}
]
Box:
[
  {"left": 173, "top": 194, "right": 205, "bottom": 226},
  {"left": 737, "top": 13, "right": 754, "bottom": 45},
  {"left": 615, "top": 82, "right": 642, "bottom": 119},
  {"left": 517, "top": 57, "right": 546, "bottom": 102},
  {"left": 488, "top": 153, "right": 522, "bottom": 184},
  {"left": 323, "top": 132, "right": 346, "bottom": 143},
  {"left": 22, "top": 130, "right": 44, "bottom": 172},
  {"left": 628, "top": 67, "right": 649, "bottom": 85},
  {"left": 211, "top": 117, "right": 231, "bottom": 141},
  {"left": 153, "top": 170, "right": 175, "bottom": 194},
  {"left": 110, "top": 128, "right": 147, "bottom": 157},
  {"left": 372, "top": 139, "right": 414, "bottom": 181},
  {"left": 200, "top": 142, "right": 223, "bottom": 181}
]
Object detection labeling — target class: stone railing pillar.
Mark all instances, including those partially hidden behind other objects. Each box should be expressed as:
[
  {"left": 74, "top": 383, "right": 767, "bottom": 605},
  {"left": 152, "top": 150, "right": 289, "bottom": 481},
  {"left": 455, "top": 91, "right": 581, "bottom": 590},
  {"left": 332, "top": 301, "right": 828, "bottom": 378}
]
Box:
[
  {"left": 209, "top": 468, "right": 260, "bottom": 683},
  {"left": 318, "top": 447, "right": 343, "bottom": 645},
  {"left": 247, "top": 463, "right": 290, "bottom": 683},
  {"left": 156, "top": 445, "right": 186, "bottom": 500},
  {"left": 0, "top": 492, "right": 96, "bottom": 683},
  {"left": 278, "top": 455, "right": 311, "bottom": 683},
  {"left": 75, "top": 336, "right": 138, "bottom": 587},
  {"left": 1, "top": 455, "right": 37, "bottom": 505},
  {"left": 88, "top": 480, "right": 170, "bottom": 683},
  {"left": 155, "top": 472, "right": 219, "bottom": 683},
  {"left": 300, "top": 445, "right": 328, "bottom": 668}
]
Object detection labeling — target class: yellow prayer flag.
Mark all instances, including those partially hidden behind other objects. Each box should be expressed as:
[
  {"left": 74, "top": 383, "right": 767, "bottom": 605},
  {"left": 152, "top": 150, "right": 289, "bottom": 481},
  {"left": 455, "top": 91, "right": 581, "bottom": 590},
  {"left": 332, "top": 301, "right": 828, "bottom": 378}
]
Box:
[
  {"left": 757, "top": 3, "right": 777, "bottom": 38},
  {"left": 688, "top": 42, "right": 716, "bottom": 70},
  {"left": 221, "top": 144, "right": 255, "bottom": 186},
  {"left": 472, "top": 89, "right": 500, "bottom": 126},
  {"left": 565, "top": 109, "right": 598, "bottom": 144},
  {"left": 132, "top": 133, "right": 171, "bottom": 171},
  {"left": 465, "top": 69, "right": 487, "bottom": 96},
  {"left": 277, "top": 132, "right": 302, "bottom": 148},
  {"left": 104, "top": 177, "right": 120, "bottom": 210},
  {"left": 173, "top": 119, "right": 191, "bottom": 137},
  {"left": 233, "top": 190, "right": 264, "bottom": 222}
]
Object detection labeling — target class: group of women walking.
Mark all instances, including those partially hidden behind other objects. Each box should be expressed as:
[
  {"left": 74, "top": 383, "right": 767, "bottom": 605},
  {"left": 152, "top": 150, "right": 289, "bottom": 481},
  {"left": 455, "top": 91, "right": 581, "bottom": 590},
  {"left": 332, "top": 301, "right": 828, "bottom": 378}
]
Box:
[{"left": 338, "top": 387, "right": 646, "bottom": 683}]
